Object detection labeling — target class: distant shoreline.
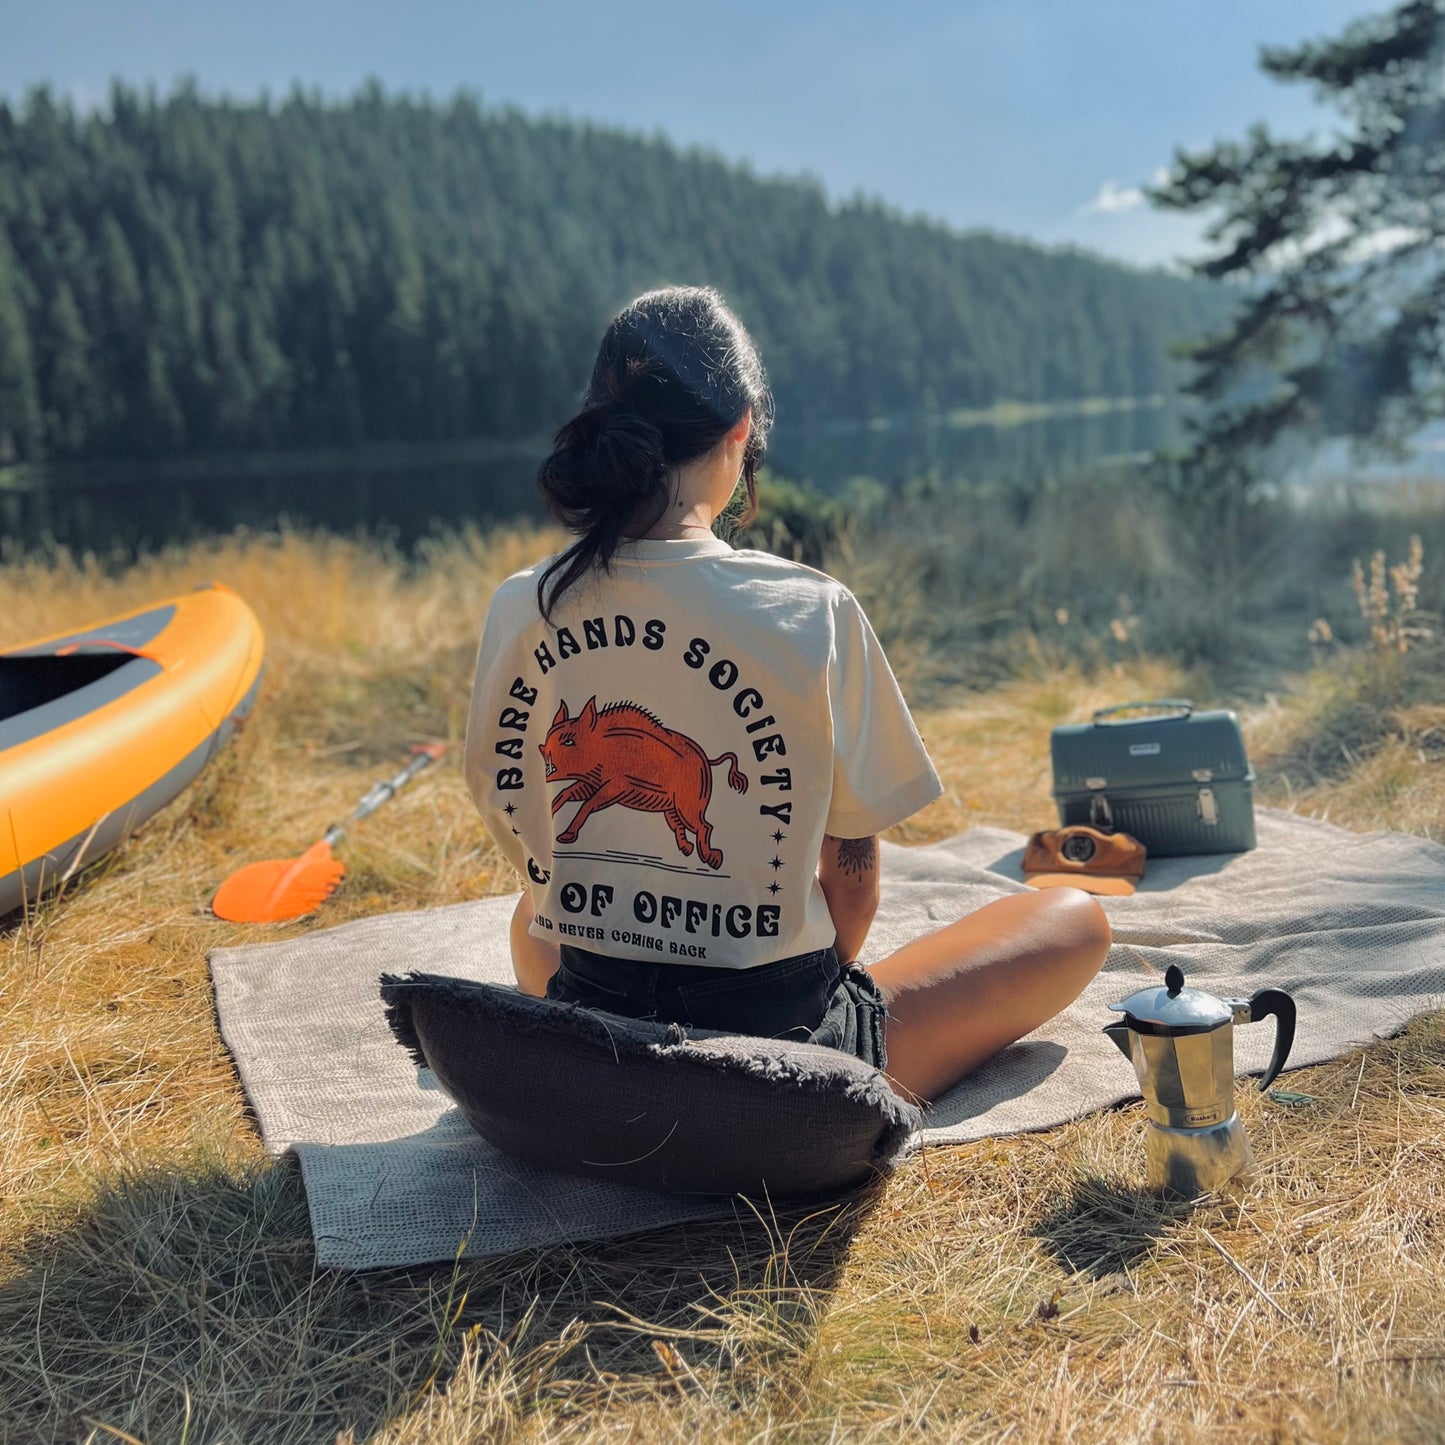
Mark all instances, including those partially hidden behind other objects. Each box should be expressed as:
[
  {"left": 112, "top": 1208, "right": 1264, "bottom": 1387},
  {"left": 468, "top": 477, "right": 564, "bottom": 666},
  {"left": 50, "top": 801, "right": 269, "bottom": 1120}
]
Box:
[{"left": 0, "top": 394, "right": 1178, "bottom": 496}]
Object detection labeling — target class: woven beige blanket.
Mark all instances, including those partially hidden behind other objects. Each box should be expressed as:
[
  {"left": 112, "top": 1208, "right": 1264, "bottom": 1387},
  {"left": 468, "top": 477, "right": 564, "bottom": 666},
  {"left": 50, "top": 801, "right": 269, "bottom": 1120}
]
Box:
[{"left": 209, "top": 809, "right": 1445, "bottom": 1268}]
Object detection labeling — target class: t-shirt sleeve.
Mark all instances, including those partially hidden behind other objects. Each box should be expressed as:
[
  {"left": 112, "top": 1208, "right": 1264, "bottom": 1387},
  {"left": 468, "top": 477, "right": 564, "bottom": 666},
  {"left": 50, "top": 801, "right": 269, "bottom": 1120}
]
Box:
[
  {"left": 824, "top": 590, "right": 943, "bottom": 837},
  {"left": 463, "top": 593, "right": 529, "bottom": 877}
]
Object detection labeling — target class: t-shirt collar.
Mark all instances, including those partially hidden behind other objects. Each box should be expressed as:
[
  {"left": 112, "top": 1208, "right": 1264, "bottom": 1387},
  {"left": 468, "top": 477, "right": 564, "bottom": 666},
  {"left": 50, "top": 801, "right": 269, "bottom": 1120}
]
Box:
[{"left": 613, "top": 535, "right": 736, "bottom": 562}]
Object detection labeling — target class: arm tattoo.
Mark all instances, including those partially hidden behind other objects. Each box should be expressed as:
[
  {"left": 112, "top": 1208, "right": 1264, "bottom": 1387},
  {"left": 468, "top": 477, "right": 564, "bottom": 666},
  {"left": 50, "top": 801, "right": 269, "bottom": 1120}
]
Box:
[{"left": 827, "top": 834, "right": 876, "bottom": 877}]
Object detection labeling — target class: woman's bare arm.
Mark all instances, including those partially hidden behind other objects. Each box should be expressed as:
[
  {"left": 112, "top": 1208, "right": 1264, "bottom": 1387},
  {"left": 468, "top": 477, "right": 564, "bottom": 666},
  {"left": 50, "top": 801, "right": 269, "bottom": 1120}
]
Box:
[
  {"left": 818, "top": 833, "right": 881, "bottom": 964},
  {"left": 510, "top": 893, "right": 561, "bottom": 997}
]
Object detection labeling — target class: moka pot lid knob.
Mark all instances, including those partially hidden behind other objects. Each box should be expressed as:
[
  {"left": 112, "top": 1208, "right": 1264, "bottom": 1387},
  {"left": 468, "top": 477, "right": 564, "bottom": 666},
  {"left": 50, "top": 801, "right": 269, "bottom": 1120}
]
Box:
[{"left": 1107, "top": 964, "right": 1232, "bottom": 1035}]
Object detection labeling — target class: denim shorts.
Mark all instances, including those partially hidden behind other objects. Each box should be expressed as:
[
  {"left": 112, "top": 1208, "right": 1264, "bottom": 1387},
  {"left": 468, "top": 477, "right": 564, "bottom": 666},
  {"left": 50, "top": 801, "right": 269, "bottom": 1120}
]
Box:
[{"left": 546, "top": 944, "right": 888, "bottom": 1071}]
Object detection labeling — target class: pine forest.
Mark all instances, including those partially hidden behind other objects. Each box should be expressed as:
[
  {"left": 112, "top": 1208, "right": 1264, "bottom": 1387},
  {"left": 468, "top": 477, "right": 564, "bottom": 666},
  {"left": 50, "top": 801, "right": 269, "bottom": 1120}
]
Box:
[{"left": 0, "top": 83, "right": 1225, "bottom": 465}]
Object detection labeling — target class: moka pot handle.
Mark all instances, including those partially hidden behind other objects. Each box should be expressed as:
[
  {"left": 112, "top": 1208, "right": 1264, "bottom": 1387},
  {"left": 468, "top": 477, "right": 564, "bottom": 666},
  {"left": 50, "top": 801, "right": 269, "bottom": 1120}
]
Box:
[{"left": 1247, "top": 989, "right": 1297, "bottom": 1091}]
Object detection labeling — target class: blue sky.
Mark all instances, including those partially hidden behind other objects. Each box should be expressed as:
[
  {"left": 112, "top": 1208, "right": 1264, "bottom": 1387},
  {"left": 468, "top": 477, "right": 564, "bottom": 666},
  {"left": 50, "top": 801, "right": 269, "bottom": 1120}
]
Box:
[{"left": 1, "top": 0, "right": 1377, "bottom": 268}]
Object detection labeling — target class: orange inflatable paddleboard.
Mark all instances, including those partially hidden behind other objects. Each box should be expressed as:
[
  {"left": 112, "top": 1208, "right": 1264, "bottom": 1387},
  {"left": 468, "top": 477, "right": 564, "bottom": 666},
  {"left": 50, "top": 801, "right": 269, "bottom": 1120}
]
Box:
[{"left": 0, "top": 583, "right": 264, "bottom": 915}]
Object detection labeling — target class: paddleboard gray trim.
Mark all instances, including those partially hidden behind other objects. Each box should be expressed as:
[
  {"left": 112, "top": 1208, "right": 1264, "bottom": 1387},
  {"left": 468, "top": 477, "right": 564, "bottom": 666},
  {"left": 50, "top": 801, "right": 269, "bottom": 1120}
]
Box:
[
  {"left": 3, "top": 603, "right": 178, "bottom": 657},
  {"left": 0, "top": 666, "right": 263, "bottom": 920}
]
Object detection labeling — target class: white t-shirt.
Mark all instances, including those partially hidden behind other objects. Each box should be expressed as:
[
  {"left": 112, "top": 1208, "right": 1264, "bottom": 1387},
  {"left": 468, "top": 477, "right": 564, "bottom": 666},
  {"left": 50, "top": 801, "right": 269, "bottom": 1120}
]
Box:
[{"left": 464, "top": 536, "right": 942, "bottom": 968}]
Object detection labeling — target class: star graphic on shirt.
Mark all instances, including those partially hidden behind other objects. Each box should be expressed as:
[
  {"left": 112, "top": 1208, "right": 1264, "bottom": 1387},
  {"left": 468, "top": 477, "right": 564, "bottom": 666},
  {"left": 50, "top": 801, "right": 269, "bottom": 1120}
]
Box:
[
  {"left": 768, "top": 855, "right": 784, "bottom": 871},
  {"left": 503, "top": 802, "right": 517, "bottom": 816},
  {"left": 767, "top": 881, "right": 782, "bottom": 895},
  {"left": 770, "top": 829, "right": 786, "bottom": 844}
]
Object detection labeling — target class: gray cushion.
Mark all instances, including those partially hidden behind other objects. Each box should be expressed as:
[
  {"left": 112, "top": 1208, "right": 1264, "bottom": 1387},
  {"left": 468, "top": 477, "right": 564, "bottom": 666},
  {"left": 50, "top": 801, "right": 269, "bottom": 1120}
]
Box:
[{"left": 379, "top": 971, "right": 920, "bottom": 1196}]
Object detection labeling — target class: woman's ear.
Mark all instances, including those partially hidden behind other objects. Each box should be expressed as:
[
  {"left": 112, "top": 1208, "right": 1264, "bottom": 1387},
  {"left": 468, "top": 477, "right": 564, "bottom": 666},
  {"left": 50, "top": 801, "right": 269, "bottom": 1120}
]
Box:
[{"left": 728, "top": 408, "right": 751, "bottom": 446}]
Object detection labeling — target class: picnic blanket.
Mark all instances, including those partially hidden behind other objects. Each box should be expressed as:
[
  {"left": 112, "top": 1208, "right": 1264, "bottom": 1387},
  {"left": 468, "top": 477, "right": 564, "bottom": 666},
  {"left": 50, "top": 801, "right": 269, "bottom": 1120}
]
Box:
[{"left": 209, "top": 809, "right": 1445, "bottom": 1268}]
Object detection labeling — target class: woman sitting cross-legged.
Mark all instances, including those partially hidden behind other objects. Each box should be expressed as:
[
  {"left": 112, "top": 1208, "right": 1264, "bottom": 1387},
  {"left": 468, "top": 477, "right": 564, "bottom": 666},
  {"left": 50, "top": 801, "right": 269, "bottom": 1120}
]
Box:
[{"left": 463, "top": 286, "right": 1111, "bottom": 1104}]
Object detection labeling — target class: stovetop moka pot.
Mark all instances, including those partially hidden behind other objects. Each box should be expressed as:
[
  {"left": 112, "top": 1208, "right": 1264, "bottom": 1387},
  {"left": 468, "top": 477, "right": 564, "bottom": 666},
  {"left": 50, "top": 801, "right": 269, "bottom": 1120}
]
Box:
[{"left": 1104, "top": 964, "right": 1296, "bottom": 1195}]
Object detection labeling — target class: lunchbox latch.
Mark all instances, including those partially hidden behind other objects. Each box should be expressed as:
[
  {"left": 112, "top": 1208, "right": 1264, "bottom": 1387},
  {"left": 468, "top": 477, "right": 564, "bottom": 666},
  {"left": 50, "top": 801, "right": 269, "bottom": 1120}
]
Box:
[
  {"left": 1089, "top": 792, "right": 1113, "bottom": 829},
  {"left": 1196, "top": 786, "right": 1220, "bottom": 826}
]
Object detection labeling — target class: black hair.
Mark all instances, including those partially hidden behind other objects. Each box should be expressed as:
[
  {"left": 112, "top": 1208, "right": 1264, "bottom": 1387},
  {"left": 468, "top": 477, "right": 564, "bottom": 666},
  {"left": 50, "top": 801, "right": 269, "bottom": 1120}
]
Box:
[{"left": 535, "top": 285, "right": 773, "bottom": 619}]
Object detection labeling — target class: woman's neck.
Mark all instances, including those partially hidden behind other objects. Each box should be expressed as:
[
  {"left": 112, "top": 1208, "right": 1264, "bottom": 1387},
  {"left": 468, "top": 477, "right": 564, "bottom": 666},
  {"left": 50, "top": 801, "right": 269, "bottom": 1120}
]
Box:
[
  {"left": 637, "top": 515, "right": 716, "bottom": 540},
  {"left": 628, "top": 449, "right": 741, "bottom": 539},
  {"left": 629, "top": 495, "right": 719, "bottom": 540}
]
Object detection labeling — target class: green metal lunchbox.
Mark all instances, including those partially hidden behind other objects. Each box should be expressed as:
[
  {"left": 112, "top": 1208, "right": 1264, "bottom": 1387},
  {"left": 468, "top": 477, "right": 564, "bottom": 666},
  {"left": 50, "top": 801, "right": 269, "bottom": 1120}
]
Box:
[{"left": 1051, "top": 699, "right": 1256, "bottom": 857}]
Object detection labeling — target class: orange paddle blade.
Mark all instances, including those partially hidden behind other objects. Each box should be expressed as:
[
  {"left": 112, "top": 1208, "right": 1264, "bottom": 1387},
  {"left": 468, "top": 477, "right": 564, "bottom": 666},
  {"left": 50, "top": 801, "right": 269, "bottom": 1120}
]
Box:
[{"left": 211, "top": 839, "right": 346, "bottom": 922}]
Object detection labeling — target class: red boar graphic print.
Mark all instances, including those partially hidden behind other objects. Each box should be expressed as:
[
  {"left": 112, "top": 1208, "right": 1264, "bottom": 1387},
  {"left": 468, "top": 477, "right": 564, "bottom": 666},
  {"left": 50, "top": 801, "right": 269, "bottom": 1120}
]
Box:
[{"left": 539, "top": 697, "right": 748, "bottom": 869}]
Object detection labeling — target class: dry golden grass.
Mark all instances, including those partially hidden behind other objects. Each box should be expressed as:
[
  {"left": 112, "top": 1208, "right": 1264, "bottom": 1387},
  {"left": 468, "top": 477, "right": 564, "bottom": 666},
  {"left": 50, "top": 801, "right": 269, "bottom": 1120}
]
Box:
[
  {"left": 1245, "top": 650, "right": 1445, "bottom": 844},
  {"left": 902, "top": 656, "right": 1200, "bottom": 844},
  {"left": 1, "top": 531, "right": 1442, "bottom": 1444}
]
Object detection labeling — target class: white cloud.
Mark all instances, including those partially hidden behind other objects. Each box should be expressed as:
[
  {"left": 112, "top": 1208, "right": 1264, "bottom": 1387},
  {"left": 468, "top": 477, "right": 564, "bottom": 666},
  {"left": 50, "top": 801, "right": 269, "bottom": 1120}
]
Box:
[
  {"left": 1078, "top": 167, "right": 1174, "bottom": 218},
  {"left": 1079, "top": 179, "right": 1145, "bottom": 216}
]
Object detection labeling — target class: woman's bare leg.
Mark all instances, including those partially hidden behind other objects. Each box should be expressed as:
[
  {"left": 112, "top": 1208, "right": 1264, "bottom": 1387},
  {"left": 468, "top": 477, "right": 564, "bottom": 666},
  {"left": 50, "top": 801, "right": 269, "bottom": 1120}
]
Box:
[
  {"left": 510, "top": 893, "right": 561, "bottom": 997},
  {"left": 867, "top": 888, "right": 1111, "bottom": 1103}
]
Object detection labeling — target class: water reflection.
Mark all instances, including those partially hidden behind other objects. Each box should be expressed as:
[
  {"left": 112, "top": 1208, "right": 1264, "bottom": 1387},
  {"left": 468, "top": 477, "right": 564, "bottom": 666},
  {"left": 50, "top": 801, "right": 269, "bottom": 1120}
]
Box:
[
  {"left": 772, "top": 399, "right": 1181, "bottom": 493},
  {"left": 0, "top": 443, "right": 543, "bottom": 558},
  {"left": 0, "top": 400, "right": 1185, "bottom": 558}
]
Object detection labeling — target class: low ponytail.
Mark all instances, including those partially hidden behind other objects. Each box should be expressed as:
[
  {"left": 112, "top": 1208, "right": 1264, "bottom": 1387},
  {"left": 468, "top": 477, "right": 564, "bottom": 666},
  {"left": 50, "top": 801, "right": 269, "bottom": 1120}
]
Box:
[{"left": 533, "top": 286, "right": 774, "bottom": 621}]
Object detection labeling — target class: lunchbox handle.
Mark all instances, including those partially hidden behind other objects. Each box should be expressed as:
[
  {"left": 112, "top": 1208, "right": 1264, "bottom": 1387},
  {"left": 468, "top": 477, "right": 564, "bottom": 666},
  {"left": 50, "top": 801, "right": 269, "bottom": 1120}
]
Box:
[{"left": 1092, "top": 699, "right": 1194, "bottom": 725}]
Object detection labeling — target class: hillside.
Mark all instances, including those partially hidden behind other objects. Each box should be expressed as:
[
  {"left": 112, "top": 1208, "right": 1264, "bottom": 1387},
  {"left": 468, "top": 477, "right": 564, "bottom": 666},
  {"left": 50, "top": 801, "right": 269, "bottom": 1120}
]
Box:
[{"left": 0, "top": 83, "right": 1226, "bottom": 464}]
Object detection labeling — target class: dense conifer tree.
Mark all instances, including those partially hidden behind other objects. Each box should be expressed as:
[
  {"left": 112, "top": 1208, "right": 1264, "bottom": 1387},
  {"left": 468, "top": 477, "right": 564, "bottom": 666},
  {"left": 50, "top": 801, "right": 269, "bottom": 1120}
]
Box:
[
  {"left": 1153, "top": 0, "right": 1445, "bottom": 497},
  {"left": 0, "top": 232, "right": 41, "bottom": 462}
]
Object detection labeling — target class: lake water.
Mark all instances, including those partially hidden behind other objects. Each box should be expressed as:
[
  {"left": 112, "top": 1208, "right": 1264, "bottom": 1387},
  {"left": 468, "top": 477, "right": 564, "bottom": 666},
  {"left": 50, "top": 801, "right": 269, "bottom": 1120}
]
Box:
[{"left": 0, "top": 398, "right": 1184, "bottom": 558}]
